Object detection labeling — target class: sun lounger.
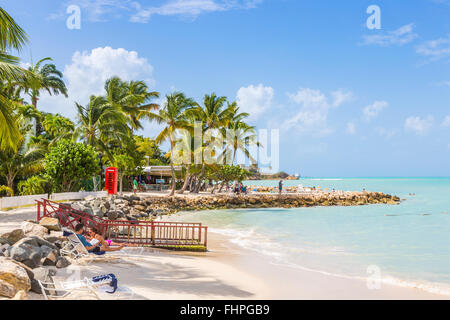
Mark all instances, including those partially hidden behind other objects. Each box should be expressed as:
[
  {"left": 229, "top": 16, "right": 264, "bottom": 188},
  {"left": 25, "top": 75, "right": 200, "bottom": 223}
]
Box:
[{"left": 38, "top": 273, "right": 119, "bottom": 300}]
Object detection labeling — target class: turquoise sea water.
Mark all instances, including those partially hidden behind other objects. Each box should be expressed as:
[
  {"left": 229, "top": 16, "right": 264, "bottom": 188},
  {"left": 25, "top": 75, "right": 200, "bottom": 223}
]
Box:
[{"left": 169, "top": 178, "right": 450, "bottom": 295}]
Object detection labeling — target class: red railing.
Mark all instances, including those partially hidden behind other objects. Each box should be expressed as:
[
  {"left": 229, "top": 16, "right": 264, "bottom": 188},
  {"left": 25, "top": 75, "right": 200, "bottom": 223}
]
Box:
[{"left": 36, "top": 199, "right": 208, "bottom": 249}]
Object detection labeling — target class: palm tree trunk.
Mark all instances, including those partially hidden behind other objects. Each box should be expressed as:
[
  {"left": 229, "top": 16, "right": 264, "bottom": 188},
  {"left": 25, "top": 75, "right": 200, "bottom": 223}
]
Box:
[
  {"left": 119, "top": 174, "right": 123, "bottom": 195},
  {"left": 177, "top": 165, "right": 190, "bottom": 194},
  {"left": 169, "top": 139, "right": 176, "bottom": 196},
  {"left": 193, "top": 164, "right": 205, "bottom": 193}
]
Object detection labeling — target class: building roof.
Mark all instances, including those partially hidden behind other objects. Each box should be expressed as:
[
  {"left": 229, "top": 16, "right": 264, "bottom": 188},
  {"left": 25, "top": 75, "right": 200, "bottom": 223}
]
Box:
[{"left": 142, "top": 166, "right": 183, "bottom": 176}]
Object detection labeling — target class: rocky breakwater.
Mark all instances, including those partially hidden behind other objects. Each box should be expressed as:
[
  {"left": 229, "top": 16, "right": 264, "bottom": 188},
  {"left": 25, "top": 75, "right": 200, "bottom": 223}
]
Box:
[
  {"left": 72, "top": 192, "right": 401, "bottom": 223},
  {"left": 0, "top": 218, "right": 71, "bottom": 299}
]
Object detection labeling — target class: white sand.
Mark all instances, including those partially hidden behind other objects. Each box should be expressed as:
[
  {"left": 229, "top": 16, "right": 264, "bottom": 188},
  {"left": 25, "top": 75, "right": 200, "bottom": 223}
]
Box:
[{"left": 1, "top": 205, "right": 448, "bottom": 300}]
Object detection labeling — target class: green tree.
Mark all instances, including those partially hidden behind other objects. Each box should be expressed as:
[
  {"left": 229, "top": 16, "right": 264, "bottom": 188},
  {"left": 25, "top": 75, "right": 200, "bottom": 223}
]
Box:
[
  {"left": 104, "top": 77, "right": 159, "bottom": 133},
  {"left": 150, "top": 92, "right": 197, "bottom": 196},
  {"left": 74, "top": 95, "right": 130, "bottom": 162},
  {"left": 0, "top": 134, "right": 45, "bottom": 191},
  {"left": 0, "top": 7, "right": 29, "bottom": 150},
  {"left": 44, "top": 139, "right": 100, "bottom": 192}
]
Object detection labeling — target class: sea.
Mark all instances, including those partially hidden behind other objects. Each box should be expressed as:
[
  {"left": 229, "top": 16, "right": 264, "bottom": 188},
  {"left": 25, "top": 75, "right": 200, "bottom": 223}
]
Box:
[{"left": 168, "top": 178, "right": 450, "bottom": 296}]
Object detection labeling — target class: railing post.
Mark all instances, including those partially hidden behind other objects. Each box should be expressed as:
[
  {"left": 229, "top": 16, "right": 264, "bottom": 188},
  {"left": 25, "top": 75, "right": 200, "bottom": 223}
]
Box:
[
  {"left": 37, "top": 201, "right": 41, "bottom": 221},
  {"left": 204, "top": 227, "right": 208, "bottom": 249},
  {"left": 151, "top": 220, "right": 155, "bottom": 245}
]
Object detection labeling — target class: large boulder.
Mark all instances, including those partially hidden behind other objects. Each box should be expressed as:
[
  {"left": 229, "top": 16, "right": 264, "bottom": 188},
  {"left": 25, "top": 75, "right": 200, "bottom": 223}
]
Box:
[
  {"left": 39, "top": 217, "right": 61, "bottom": 232},
  {"left": 12, "top": 290, "right": 28, "bottom": 300},
  {"left": 0, "top": 238, "right": 11, "bottom": 246},
  {"left": 21, "top": 221, "right": 48, "bottom": 238},
  {"left": 0, "top": 257, "right": 31, "bottom": 293},
  {"left": 1, "top": 229, "right": 25, "bottom": 245},
  {"left": 0, "top": 279, "right": 16, "bottom": 298}
]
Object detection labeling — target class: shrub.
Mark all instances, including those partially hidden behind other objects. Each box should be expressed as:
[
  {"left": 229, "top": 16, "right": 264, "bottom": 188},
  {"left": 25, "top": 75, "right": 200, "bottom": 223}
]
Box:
[
  {"left": 45, "top": 140, "right": 100, "bottom": 192},
  {"left": 17, "top": 176, "right": 48, "bottom": 196},
  {"left": 0, "top": 185, "right": 14, "bottom": 197}
]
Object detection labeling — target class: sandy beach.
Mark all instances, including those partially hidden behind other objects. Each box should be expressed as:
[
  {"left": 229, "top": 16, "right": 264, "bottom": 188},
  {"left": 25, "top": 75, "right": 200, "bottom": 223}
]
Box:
[{"left": 1, "top": 204, "right": 447, "bottom": 300}]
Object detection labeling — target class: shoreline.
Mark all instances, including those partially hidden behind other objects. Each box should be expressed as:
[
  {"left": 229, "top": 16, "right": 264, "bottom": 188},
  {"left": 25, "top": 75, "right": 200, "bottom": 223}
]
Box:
[
  {"left": 206, "top": 231, "right": 447, "bottom": 300},
  {"left": 1, "top": 204, "right": 448, "bottom": 300}
]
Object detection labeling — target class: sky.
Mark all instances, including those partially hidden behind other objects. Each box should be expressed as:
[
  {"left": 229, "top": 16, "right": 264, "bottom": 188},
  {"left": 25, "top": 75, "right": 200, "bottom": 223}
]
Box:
[{"left": 2, "top": 0, "right": 450, "bottom": 177}]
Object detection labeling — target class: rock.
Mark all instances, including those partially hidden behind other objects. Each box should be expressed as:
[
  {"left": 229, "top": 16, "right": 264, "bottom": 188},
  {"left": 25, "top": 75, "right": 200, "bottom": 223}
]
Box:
[
  {"left": 21, "top": 221, "right": 48, "bottom": 238},
  {"left": 38, "top": 245, "right": 54, "bottom": 258},
  {"left": 56, "top": 257, "right": 71, "bottom": 269},
  {"left": 107, "top": 211, "right": 118, "bottom": 220},
  {"left": 0, "top": 278, "right": 16, "bottom": 298},
  {"left": 134, "top": 205, "right": 146, "bottom": 212},
  {"left": 84, "top": 195, "right": 95, "bottom": 201},
  {"left": 16, "top": 236, "right": 56, "bottom": 250},
  {"left": 32, "top": 267, "right": 56, "bottom": 282},
  {"left": 0, "top": 244, "right": 10, "bottom": 254},
  {"left": 30, "top": 279, "right": 42, "bottom": 294},
  {"left": 70, "top": 203, "right": 85, "bottom": 212},
  {"left": 12, "top": 290, "right": 28, "bottom": 300},
  {"left": 39, "top": 217, "right": 61, "bottom": 232},
  {"left": 1, "top": 229, "right": 25, "bottom": 244},
  {"left": 0, "top": 256, "right": 31, "bottom": 293},
  {"left": 0, "top": 238, "right": 11, "bottom": 246},
  {"left": 40, "top": 257, "right": 55, "bottom": 267}
]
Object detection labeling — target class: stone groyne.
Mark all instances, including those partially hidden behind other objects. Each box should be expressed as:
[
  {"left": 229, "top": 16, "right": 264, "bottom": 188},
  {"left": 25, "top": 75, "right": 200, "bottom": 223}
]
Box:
[{"left": 72, "top": 192, "right": 401, "bottom": 221}]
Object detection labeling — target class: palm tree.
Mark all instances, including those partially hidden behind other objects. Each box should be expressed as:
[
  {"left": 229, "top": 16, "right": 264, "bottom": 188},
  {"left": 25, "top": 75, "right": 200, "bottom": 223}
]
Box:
[
  {"left": 14, "top": 57, "right": 68, "bottom": 135},
  {"left": 221, "top": 104, "right": 259, "bottom": 165},
  {"left": 104, "top": 77, "right": 159, "bottom": 133},
  {"left": 188, "top": 93, "right": 233, "bottom": 193},
  {"left": 0, "top": 127, "right": 45, "bottom": 191},
  {"left": 150, "top": 92, "right": 197, "bottom": 196},
  {"left": 74, "top": 95, "right": 130, "bottom": 162},
  {"left": 74, "top": 95, "right": 130, "bottom": 191},
  {"left": 0, "top": 7, "right": 29, "bottom": 150}
]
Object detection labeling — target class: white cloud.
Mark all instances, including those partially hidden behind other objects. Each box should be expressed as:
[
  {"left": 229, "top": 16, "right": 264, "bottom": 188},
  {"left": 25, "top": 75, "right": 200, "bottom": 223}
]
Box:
[
  {"left": 131, "top": 0, "right": 262, "bottom": 23},
  {"left": 417, "top": 35, "right": 450, "bottom": 62},
  {"left": 38, "top": 47, "right": 155, "bottom": 119},
  {"left": 361, "top": 23, "right": 418, "bottom": 46},
  {"left": 346, "top": 122, "right": 356, "bottom": 135},
  {"left": 442, "top": 116, "right": 450, "bottom": 127},
  {"left": 236, "top": 84, "right": 274, "bottom": 122},
  {"left": 376, "top": 127, "right": 397, "bottom": 139},
  {"left": 49, "top": 0, "right": 262, "bottom": 23},
  {"left": 404, "top": 115, "right": 434, "bottom": 135},
  {"left": 363, "top": 100, "right": 388, "bottom": 121},
  {"left": 282, "top": 88, "right": 352, "bottom": 136}
]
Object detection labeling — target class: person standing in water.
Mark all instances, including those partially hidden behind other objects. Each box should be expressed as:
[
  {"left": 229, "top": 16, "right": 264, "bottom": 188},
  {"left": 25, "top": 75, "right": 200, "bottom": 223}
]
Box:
[{"left": 279, "top": 180, "right": 283, "bottom": 194}]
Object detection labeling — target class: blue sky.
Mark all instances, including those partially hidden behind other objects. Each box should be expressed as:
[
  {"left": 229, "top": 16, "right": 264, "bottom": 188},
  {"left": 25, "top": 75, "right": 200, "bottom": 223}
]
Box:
[{"left": 3, "top": 0, "right": 450, "bottom": 176}]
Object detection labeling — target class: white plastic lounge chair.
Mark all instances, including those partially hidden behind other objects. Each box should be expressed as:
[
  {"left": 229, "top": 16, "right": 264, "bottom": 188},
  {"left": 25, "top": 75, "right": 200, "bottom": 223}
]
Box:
[
  {"left": 61, "top": 227, "right": 144, "bottom": 262},
  {"left": 38, "top": 274, "right": 119, "bottom": 300}
]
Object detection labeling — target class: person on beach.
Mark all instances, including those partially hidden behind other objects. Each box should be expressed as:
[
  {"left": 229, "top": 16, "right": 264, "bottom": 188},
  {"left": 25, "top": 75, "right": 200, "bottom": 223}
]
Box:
[
  {"left": 74, "top": 223, "right": 124, "bottom": 253},
  {"left": 86, "top": 227, "right": 132, "bottom": 248},
  {"left": 279, "top": 180, "right": 283, "bottom": 194},
  {"left": 133, "top": 177, "right": 138, "bottom": 194}
]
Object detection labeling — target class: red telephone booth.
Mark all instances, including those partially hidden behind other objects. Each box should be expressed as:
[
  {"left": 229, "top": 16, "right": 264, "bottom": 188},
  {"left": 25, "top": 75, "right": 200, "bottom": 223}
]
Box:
[{"left": 105, "top": 167, "right": 118, "bottom": 195}]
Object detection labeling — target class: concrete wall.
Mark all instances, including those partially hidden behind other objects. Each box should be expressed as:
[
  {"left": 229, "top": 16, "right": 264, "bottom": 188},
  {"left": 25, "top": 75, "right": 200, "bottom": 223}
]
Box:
[
  {"left": 0, "top": 191, "right": 108, "bottom": 210},
  {"left": 50, "top": 191, "right": 107, "bottom": 201},
  {"left": 0, "top": 194, "right": 48, "bottom": 210}
]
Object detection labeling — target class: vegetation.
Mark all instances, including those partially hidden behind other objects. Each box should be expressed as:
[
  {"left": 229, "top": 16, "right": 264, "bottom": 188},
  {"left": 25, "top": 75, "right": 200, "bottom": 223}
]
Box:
[
  {"left": 44, "top": 139, "right": 99, "bottom": 192},
  {"left": 0, "top": 7, "right": 260, "bottom": 198}
]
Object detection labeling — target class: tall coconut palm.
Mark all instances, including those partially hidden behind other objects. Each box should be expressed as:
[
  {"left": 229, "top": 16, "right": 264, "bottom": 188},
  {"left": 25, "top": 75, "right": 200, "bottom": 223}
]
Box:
[
  {"left": 14, "top": 57, "right": 68, "bottom": 135},
  {"left": 221, "top": 104, "right": 260, "bottom": 165},
  {"left": 104, "top": 77, "right": 159, "bottom": 133},
  {"left": 188, "top": 93, "right": 233, "bottom": 193},
  {"left": 74, "top": 95, "right": 130, "bottom": 162},
  {"left": 17, "top": 57, "right": 68, "bottom": 109},
  {"left": 150, "top": 92, "right": 197, "bottom": 196},
  {"left": 0, "top": 7, "right": 29, "bottom": 150}
]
